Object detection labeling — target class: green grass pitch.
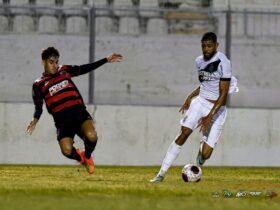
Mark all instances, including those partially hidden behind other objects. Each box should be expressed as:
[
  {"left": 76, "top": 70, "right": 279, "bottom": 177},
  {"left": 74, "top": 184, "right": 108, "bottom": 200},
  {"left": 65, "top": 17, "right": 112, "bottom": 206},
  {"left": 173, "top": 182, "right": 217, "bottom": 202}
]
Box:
[{"left": 0, "top": 165, "right": 279, "bottom": 210}]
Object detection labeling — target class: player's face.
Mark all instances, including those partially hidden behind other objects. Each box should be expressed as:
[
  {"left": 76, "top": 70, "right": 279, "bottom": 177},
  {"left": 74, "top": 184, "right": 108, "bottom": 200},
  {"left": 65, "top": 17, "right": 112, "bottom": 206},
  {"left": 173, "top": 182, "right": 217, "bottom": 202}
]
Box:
[
  {"left": 42, "top": 56, "right": 59, "bottom": 74},
  {"left": 201, "top": 40, "right": 218, "bottom": 60}
]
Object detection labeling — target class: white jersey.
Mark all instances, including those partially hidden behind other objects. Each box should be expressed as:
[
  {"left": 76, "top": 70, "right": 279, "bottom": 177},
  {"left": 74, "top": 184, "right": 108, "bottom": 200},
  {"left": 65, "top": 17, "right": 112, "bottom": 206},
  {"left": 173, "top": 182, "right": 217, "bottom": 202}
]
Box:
[{"left": 195, "top": 51, "right": 232, "bottom": 100}]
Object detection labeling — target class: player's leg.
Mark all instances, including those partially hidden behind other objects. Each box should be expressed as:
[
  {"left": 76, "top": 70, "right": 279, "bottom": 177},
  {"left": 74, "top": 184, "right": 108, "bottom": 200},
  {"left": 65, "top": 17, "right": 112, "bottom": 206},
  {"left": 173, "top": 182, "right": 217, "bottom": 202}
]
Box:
[
  {"left": 59, "top": 137, "right": 83, "bottom": 163},
  {"left": 150, "top": 97, "right": 203, "bottom": 183},
  {"left": 196, "top": 106, "right": 227, "bottom": 167},
  {"left": 79, "top": 119, "right": 97, "bottom": 174},
  {"left": 150, "top": 126, "right": 192, "bottom": 183},
  {"left": 196, "top": 141, "right": 213, "bottom": 167},
  {"left": 80, "top": 119, "right": 98, "bottom": 158},
  {"left": 57, "top": 124, "right": 84, "bottom": 163},
  {"left": 159, "top": 126, "right": 192, "bottom": 175}
]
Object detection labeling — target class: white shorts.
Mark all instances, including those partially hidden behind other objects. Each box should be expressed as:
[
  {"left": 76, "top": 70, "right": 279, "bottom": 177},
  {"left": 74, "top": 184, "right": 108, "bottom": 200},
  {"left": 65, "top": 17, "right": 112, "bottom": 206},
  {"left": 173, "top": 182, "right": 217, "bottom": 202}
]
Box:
[{"left": 180, "top": 96, "right": 227, "bottom": 148}]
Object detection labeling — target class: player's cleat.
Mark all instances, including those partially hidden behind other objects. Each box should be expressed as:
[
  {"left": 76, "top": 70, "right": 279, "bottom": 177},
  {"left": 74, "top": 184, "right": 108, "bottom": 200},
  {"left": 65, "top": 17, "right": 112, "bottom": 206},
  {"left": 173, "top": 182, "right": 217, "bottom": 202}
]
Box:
[
  {"left": 150, "top": 174, "right": 164, "bottom": 183},
  {"left": 76, "top": 148, "right": 85, "bottom": 165},
  {"left": 196, "top": 141, "right": 205, "bottom": 167},
  {"left": 83, "top": 156, "right": 95, "bottom": 174},
  {"left": 196, "top": 153, "right": 205, "bottom": 167}
]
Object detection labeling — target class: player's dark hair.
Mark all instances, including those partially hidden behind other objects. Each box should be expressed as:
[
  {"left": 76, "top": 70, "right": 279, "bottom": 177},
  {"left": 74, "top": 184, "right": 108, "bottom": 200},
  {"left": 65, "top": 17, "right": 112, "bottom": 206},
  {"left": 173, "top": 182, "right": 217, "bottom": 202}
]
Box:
[
  {"left": 201, "top": 32, "right": 217, "bottom": 43},
  {"left": 41, "top": 47, "right": 60, "bottom": 60}
]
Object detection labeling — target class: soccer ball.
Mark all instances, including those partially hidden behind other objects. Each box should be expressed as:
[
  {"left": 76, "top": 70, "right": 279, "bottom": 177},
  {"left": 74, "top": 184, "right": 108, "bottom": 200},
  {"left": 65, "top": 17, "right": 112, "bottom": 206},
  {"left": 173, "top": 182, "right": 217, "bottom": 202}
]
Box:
[{"left": 182, "top": 164, "right": 202, "bottom": 182}]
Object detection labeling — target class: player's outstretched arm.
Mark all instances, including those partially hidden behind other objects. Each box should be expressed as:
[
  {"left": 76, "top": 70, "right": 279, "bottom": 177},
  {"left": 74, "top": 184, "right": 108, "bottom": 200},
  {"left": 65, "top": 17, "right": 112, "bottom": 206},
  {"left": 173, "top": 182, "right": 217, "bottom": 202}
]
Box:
[
  {"left": 69, "top": 53, "right": 123, "bottom": 77},
  {"left": 26, "top": 117, "right": 39, "bottom": 135},
  {"left": 106, "top": 53, "right": 123, "bottom": 63}
]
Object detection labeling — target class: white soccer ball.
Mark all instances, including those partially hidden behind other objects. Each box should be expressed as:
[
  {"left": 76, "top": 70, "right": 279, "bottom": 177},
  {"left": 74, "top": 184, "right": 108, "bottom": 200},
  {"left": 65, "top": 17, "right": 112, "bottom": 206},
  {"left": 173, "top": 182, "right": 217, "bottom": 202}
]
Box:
[{"left": 182, "top": 164, "right": 202, "bottom": 182}]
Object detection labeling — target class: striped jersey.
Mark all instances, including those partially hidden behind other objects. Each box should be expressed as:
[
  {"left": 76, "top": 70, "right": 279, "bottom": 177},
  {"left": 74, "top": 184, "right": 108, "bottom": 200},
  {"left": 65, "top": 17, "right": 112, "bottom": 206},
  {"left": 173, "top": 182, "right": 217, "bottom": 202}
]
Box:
[
  {"left": 195, "top": 51, "right": 232, "bottom": 100},
  {"left": 32, "top": 58, "right": 107, "bottom": 119}
]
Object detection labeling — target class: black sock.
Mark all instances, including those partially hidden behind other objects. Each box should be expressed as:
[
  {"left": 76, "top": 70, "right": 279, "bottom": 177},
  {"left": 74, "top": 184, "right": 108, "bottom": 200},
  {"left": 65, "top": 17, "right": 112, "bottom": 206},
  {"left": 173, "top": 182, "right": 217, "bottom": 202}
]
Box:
[
  {"left": 84, "top": 139, "right": 97, "bottom": 159},
  {"left": 68, "top": 147, "right": 81, "bottom": 162}
]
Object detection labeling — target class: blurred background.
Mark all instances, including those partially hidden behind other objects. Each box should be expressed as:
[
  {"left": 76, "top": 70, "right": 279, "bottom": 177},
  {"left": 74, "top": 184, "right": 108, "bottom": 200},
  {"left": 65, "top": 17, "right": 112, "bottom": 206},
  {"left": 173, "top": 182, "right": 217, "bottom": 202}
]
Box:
[{"left": 0, "top": 0, "right": 279, "bottom": 166}]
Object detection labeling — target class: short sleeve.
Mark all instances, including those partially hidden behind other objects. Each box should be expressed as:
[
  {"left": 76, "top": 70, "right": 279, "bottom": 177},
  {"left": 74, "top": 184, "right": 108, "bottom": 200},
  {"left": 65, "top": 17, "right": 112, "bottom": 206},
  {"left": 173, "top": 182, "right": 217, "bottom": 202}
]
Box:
[{"left": 220, "top": 59, "right": 232, "bottom": 79}]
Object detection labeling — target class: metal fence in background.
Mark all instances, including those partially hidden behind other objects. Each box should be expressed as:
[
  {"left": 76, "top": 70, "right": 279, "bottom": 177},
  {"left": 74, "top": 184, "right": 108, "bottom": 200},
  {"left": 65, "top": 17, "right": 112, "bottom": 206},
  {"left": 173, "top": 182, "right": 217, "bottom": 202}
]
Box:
[
  {"left": 1, "top": 2, "right": 280, "bottom": 108},
  {"left": 2, "top": 1, "right": 280, "bottom": 37}
]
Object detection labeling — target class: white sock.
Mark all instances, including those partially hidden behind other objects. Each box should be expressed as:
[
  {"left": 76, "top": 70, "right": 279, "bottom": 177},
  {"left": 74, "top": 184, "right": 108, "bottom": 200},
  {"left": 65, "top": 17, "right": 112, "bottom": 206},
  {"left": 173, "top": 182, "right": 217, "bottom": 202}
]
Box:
[{"left": 158, "top": 141, "right": 182, "bottom": 177}]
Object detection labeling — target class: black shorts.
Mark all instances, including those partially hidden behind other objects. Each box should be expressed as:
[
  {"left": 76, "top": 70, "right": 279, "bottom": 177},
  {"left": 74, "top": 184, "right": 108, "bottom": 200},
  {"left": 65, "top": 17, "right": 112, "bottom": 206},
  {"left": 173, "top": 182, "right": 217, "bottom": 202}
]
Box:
[{"left": 53, "top": 105, "right": 92, "bottom": 141}]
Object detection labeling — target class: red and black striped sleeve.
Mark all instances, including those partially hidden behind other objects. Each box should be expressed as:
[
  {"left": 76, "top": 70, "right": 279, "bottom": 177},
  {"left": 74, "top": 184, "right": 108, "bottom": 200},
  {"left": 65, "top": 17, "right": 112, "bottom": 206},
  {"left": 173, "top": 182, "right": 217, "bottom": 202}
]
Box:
[
  {"left": 63, "top": 58, "right": 108, "bottom": 77},
  {"left": 32, "top": 82, "right": 44, "bottom": 120}
]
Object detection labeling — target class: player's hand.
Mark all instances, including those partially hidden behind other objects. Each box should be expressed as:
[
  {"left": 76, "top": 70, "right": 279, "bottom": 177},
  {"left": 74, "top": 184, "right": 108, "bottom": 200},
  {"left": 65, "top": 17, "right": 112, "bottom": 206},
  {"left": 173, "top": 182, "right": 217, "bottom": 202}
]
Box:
[
  {"left": 26, "top": 118, "right": 38, "bottom": 135},
  {"left": 179, "top": 104, "right": 188, "bottom": 114},
  {"left": 179, "top": 97, "right": 192, "bottom": 114},
  {"left": 198, "top": 115, "right": 212, "bottom": 133},
  {"left": 107, "top": 53, "right": 123, "bottom": 63}
]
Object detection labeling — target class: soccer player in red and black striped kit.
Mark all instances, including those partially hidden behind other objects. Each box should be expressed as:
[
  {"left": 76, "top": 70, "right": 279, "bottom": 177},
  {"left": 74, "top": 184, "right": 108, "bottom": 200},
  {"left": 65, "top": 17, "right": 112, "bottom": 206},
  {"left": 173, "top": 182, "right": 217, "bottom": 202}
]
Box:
[{"left": 26, "top": 47, "right": 123, "bottom": 174}]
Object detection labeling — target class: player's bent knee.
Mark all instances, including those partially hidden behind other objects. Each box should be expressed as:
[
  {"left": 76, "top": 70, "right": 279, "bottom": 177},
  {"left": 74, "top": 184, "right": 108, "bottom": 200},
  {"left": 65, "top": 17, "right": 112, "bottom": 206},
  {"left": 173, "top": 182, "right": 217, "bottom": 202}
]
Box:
[
  {"left": 85, "top": 132, "right": 98, "bottom": 143},
  {"left": 180, "top": 127, "right": 192, "bottom": 139},
  {"left": 61, "top": 147, "right": 72, "bottom": 157}
]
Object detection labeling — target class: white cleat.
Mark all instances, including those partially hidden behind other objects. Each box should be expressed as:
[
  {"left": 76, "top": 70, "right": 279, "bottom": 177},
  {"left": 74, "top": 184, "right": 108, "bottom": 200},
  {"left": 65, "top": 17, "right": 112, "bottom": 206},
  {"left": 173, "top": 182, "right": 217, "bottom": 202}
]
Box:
[{"left": 150, "top": 175, "right": 164, "bottom": 183}]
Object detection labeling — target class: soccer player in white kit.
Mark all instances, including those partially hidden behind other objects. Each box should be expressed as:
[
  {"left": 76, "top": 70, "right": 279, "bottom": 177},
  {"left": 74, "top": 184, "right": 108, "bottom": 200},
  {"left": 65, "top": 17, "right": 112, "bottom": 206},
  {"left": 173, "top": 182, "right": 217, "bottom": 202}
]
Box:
[{"left": 150, "top": 32, "right": 238, "bottom": 183}]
